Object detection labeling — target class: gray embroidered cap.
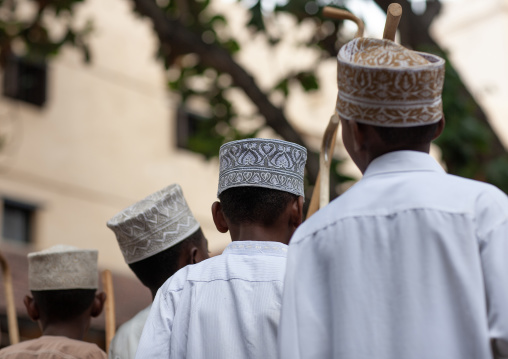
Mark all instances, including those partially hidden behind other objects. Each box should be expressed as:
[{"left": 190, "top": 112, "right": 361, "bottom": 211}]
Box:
[
  {"left": 218, "top": 138, "right": 307, "bottom": 197},
  {"left": 107, "top": 184, "right": 200, "bottom": 264},
  {"left": 28, "top": 245, "right": 98, "bottom": 291}
]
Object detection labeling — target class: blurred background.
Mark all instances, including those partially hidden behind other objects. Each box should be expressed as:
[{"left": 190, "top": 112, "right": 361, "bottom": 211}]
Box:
[{"left": 0, "top": 0, "right": 507, "bottom": 349}]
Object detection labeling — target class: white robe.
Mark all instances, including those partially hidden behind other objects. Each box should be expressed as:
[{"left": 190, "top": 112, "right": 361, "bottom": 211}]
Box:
[
  {"left": 135, "top": 241, "right": 288, "bottom": 359},
  {"left": 279, "top": 150, "right": 508, "bottom": 359},
  {"left": 109, "top": 305, "right": 151, "bottom": 359}
]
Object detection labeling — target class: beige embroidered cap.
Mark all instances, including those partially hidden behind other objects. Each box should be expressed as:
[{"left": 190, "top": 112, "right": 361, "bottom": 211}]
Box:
[
  {"left": 337, "top": 38, "right": 445, "bottom": 127},
  {"left": 28, "top": 245, "right": 98, "bottom": 291},
  {"left": 107, "top": 184, "right": 200, "bottom": 264}
]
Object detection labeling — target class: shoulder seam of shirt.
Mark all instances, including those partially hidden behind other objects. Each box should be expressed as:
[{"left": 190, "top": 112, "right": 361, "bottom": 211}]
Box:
[
  {"left": 363, "top": 168, "right": 443, "bottom": 178},
  {"left": 164, "top": 277, "right": 284, "bottom": 292},
  {"left": 294, "top": 207, "right": 475, "bottom": 244}
]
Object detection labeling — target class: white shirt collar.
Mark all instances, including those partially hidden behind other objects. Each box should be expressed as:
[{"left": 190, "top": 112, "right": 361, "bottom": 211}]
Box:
[
  {"left": 363, "top": 150, "right": 445, "bottom": 178},
  {"left": 223, "top": 241, "right": 288, "bottom": 258}
]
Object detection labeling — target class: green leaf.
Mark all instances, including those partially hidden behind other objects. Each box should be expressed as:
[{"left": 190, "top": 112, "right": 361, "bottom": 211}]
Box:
[
  {"left": 273, "top": 78, "right": 289, "bottom": 97},
  {"left": 223, "top": 39, "right": 240, "bottom": 54},
  {"left": 210, "top": 14, "right": 227, "bottom": 26},
  {"left": 295, "top": 72, "right": 319, "bottom": 91},
  {"left": 246, "top": 2, "right": 265, "bottom": 33}
]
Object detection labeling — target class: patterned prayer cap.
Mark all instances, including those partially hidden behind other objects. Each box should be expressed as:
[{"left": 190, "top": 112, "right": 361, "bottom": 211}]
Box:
[
  {"left": 28, "top": 245, "right": 98, "bottom": 291},
  {"left": 107, "top": 184, "right": 200, "bottom": 264},
  {"left": 337, "top": 38, "right": 445, "bottom": 127},
  {"left": 218, "top": 138, "right": 307, "bottom": 197}
]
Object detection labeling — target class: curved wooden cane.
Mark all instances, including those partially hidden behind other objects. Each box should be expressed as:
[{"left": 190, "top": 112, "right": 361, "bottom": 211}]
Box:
[
  {"left": 322, "top": 7, "right": 365, "bottom": 38},
  {"left": 101, "top": 269, "right": 115, "bottom": 353},
  {"left": 306, "top": 8, "right": 365, "bottom": 219},
  {"left": 306, "top": 114, "right": 339, "bottom": 218},
  {"left": 0, "top": 251, "right": 19, "bottom": 344},
  {"left": 306, "top": 4, "right": 403, "bottom": 219}
]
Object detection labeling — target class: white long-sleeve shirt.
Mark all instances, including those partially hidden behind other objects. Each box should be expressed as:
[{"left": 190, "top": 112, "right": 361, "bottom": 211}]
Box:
[
  {"left": 279, "top": 150, "right": 508, "bottom": 359},
  {"left": 135, "top": 241, "right": 288, "bottom": 359},
  {"left": 109, "top": 305, "right": 151, "bottom": 359}
]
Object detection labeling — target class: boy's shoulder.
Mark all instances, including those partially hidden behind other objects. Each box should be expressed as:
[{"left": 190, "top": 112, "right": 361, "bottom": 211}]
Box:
[
  {"left": 292, "top": 171, "right": 508, "bottom": 245},
  {"left": 160, "top": 255, "right": 224, "bottom": 293},
  {"left": 161, "top": 242, "right": 288, "bottom": 293},
  {"left": 0, "top": 336, "right": 106, "bottom": 358}
]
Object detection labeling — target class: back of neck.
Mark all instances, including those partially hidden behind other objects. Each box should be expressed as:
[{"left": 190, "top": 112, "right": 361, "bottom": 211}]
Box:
[
  {"left": 41, "top": 319, "right": 88, "bottom": 341},
  {"left": 230, "top": 224, "right": 289, "bottom": 245}
]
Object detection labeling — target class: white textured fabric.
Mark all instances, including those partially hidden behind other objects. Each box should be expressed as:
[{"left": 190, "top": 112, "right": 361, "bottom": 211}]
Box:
[
  {"left": 135, "top": 241, "right": 288, "bottom": 359},
  {"left": 109, "top": 305, "right": 151, "bottom": 359},
  {"left": 279, "top": 151, "right": 508, "bottom": 359}
]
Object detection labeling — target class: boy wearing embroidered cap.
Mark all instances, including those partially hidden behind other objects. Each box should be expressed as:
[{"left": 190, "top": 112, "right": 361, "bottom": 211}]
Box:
[
  {"left": 106, "top": 184, "right": 209, "bottom": 359},
  {"left": 279, "top": 30, "right": 508, "bottom": 359},
  {"left": 136, "top": 138, "right": 307, "bottom": 359},
  {"left": 0, "top": 245, "right": 107, "bottom": 359}
]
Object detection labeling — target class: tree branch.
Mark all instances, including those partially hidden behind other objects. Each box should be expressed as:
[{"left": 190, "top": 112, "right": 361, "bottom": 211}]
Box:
[{"left": 129, "top": 0, "right": 320, "bottom": 184}]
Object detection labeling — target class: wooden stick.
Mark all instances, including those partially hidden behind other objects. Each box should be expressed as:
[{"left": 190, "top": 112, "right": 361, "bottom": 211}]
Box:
[
  {"left": 101, "top": 270, "right": 115, "bottom": 353},
  {"left": 307, "top": 8, "right": 360, "bottom": 218},
  {"left": 306, "top": 114, "right": 340, "bottom": 219},
  {"left": 322, "top": 7, "right": 365, "bottom": 38},
  {"left": 383, "top": 3, "right": 402, "bottom": 41},
  {"left": 0, "top": 251, "right": 19, "bottom": 345},
  {"left": 319, "top": 114, "right": 340, "bottom": 210},
  {"left": 306, "top": 172, "right": 321, "bottom": 220}
]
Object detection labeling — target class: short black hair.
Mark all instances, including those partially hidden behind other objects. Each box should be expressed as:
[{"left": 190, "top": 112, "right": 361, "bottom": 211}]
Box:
[
  {"left": 358, "top": 121, "right": 441, "bottom": 148},
  {"left": 219, "top": 186, "right": 298, "bottom": 226},
  {"left": 128, "top": 228, "right": 205, "bottom": 291},
  {"left": 32, "top": 289, "right": 96, "bottom": 321}
]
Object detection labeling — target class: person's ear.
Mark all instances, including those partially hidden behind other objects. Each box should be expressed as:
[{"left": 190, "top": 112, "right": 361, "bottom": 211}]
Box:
[
  {"left": 189, "top": 246, "right": 199, "bottom": 264},
  {"left": 24, "top": 295, "right": 39, "bottom": 322},
  {"left": 211, "top": 201, "right": 229, "bottom": 233},
  {"left": 432, "top": 117, "right": 445, "bottom": 140},
  {"left": 90, "top": 292, "right": 106, "bottom": 318},
  {"left": 351, "top": 120, "right": 365, "bottom": 152},
  {"left": 289, "top": 196, "right": 304, "bottom": 230},
  {"left": 189, "top": 245, "right": 205, "bottom": 264}
]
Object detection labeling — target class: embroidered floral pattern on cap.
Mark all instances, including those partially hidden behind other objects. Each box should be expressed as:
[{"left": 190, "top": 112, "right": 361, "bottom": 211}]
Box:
[
  {"left": 337, "top": 38, "right": 445, "bottom": 127},
  {"left": 107, "top": 184, "right": 200, "bottom": 264},
  {"left": 218, "top": 138, "right": 307, "bottom": 197}
]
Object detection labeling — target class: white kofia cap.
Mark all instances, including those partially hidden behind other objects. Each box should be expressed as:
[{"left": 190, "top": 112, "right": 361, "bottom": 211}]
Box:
[
  {"left": 28, "top": 245, "right": 98, "bottom": 291},
  {"left": 107, "top": 184, "right": 200, "bottom": 264}
]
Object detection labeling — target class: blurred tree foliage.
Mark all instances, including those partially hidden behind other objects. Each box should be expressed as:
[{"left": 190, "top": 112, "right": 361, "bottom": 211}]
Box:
[
  {"left": 435, "top": 50, "right": 508, "bottom": 193},
  {"left": 129, "top": 0, "right": 355, "bottom": 192},
  {"left": 0, "top": 0, "right": 92, "bottom": 66},
  {"left": 1, "top": 0, "right": 507, "bottom": 197}
]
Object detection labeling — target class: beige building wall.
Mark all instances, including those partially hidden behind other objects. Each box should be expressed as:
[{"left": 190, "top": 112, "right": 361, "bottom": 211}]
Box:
[
  {"left": 0, "top": 0, "right": 230, "bottom": 275},
  {"left": 0, "top": 0, "right": 381, "bottom": 276}
]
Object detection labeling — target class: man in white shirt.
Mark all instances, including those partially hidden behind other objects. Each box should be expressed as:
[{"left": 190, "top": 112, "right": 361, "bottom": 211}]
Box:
[
  {"left": 279, "top": 37, "right": 508, "bottom": 359},
  {"left": 135, "top": 138, "right": 307, "bottom": 359},
  {"left": 106, "top": 184, "right": 209, "bottom": 359}
]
